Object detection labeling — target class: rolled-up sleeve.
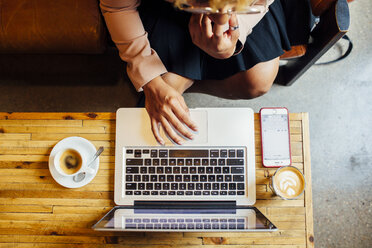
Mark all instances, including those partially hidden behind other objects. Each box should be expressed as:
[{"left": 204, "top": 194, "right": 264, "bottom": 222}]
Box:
[{"left": 100, "top": 0, "right": 167, "bottom": 91}]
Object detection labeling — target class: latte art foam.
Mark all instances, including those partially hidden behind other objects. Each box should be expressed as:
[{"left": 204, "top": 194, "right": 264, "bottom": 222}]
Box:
[{"left": 272, "top": 167, "right": 305, "bottom": 199}]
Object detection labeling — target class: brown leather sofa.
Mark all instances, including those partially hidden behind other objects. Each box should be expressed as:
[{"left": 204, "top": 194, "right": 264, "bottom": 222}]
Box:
[{"left": 0, "top": 0, "right": 106, "bottom": 54}]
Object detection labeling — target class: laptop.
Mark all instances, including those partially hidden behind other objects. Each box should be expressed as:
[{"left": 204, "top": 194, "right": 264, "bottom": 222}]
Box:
[{"left": 93, "top": 108, "right": 277, "bottom": 232}]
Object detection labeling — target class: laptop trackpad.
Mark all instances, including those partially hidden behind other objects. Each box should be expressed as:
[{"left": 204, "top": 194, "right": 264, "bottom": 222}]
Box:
[{"left": 160, "top": 110, "right": 208, "bottom": 146}]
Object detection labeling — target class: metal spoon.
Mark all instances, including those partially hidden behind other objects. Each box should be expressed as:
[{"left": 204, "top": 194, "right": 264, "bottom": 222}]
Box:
[{"left": 73, "top": 146, "right": 104, "bottom": 183}]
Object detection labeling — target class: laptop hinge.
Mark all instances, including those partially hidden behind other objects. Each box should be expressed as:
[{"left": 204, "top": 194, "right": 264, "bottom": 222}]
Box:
[{"left": 133, "top": 201, "right": 236, "bottom": 209}]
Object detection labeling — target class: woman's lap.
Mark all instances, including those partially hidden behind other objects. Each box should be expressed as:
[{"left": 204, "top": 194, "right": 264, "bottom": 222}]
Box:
[{"left": 138, "top": 0, "right": 291, "bottom": 81}]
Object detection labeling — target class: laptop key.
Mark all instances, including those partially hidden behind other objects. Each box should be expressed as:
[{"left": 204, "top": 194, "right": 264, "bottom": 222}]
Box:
[
  {"left": 175, "top": 175, "right": 182, "bottom": 182},
  {"left": 142, "top": 175, "right": 149, "bottom": 182},
  {"left": 210, "top": 150, "right": 219, "bottom": 157},
  {"left": 196, "top": 223, "right": 203, "bottom": 229},
  {"left": 150, "top": 175, "right": 157, "bottom": 182},
  {"left": 231, "top": 167, "right": 244, "bottom": 174},
  {"left": 134, "top": 175, "right": 141, "bottom": 181},
  {"left": 229, "top": 224, "right": 237, "bottom": 229},
  {"left": 233, "top": 175, "right": 244, "bottom": 182},
  {"left": 223, "top": 167, "right": 230, "bottom": 174},
  {"left": 237, "top": 191, "right": 245, "bottom": 195},
  {"left": 159, "top": 175, "right": 166, "bottom": 182},
  {"left": 237, "top": 183, "right": 245, "bottom": 190},
  {"left": 180, "top": 183, "right": 186, "bottom": 190},
  {"left": 145, "top": 159, "right": 151, "bottom": 166},
  {"left": 160, "top": 191, "right": 167, "bottom": 195},
  {"left": 183, "top": 175, "right": 190, "bottom": 182},
  {"left": 134, "top": 191, "right": 141, "bottom": 195},
  {"left": 221, "top": 224, "right": 228, "bottom": 229},
  {"left": 134, "top": 150, "right": 141, "bottom": 158},
  {"left": 212, "top": 224, "right": 219, "bottom": 229},
  {"left": 204, "top": 183, "right": 211, "bottom": 190},
  {"left": 177, "top": 191, "right": 185, "bottom": 195},
  {"left": 168, "top": 191, "right": 176, "bottom": 195},
  {"left": 165, "top": 167, "right": 172, "bottom": 174},
  {"left": 186, "top": 191, "right": 193, "bottom": 195},
  {"left": 237, "top": 224, "right": 245, "bottom": 229},
  {"left": 208, "top": 175, "right": 216, "bottom": 182},
  {"left": 143, "top": 149, "right": 149, "bottom": 154},
  {"left": 200, "top": 175, "right": 207, "bottom": 181},
  {"left": 218, "top": 159, "right": 226, "bottom": 166},
  {"left": 194, "top": 159, "right": 201, "bottom": 166},
  {"left": 204, "top": 224, "right": 211, "bottom": 229},
  {"left": 188, "top": 183, "right": 195, "bottom": 190},
  {"left": 146, "top": 183, "right": 153, "bottom": 190},
  {"left": 210, "top": 159, "right": 217, "bottom": 166},
  {"left": 203, "top": 191, "right": 210, "bottom": 195},
  {"left": 157, "top": 167, "right": 164, "bottom": 174},
  {"left": 229, "top": 183, "right": 236, "bottom": 190},
  {"left": 125, "top": 191, "right": 133, "bottom": 195},
  {"left": 163, "top": 183, "right": 170, "bottom": 190},
  {"left": 126, "top": 159, "right": 143, "bottom": 165},
  {"left": 126, "top": 183, "right": 136, "bottom": 190},
  {"left": 140, "top": 167, "right": 147, "bottom": 174},
  {"left": 169, "top": 159, "right": 176, "bottom": 166},
  {"left": 150, "top": 150, "right": 157, "bottom": 158},
  {"left": 179, "top": 224, "right": 187, "bottom": 229},
  {"left": 212, "top": 183, "right": 219, "bottom": 190},
  {"left": 237, "top": 149, "right": 244, "bottom": 157},
  {"left": 211, "top": 191, "right": 219, "bottom": 195},
  {"left": 228, "top": 191, "right": 236, "bottom": 195},
  {"left": 214, "top": 167, "right": 222, "bottom": 174},
  {"left": 190, "top": 167, "right": 197, "bottom": 174},
  {"left": 155, "top": 183, "right": 161, "bottom": 190},
  {"left": 146, "top": 224, "right": 154, "bottom": 229},
  {"left": 182, "top": 167, "right": 188, "bottom": 174},
  {"left": 202, "top": 159, "right": 209, "bottom": 166},
  {"left": 143, "top": 191, "right": 150, "bottom": 195},
  {"left": 220, "top": 149, "right": 227, "bottom": 157},
  {"left": 167, "top": 175, "right": 174, "bottom": 182},
  {"left": 225, "top": 175, "right": 232, "bottom": 182},
  {"left": 194, "top": 191, "right": 202, "bottom": 195},
  {"left": 126, "top": 175, "right": 133, "bottom": 182},
  {"left": 138, "top": 183, "right": 145, "bottom": 190},
  {"left": 173, "top": 167, "right": 180, "bottom": 174},
  {"left": 198, "top": 167, "right": 205, "bottom": 174},
  {"left": 221, "top": 183, "right": 228, "bottom": 190},
  {"left": 161, "top": 159, "right": 168, "bottom": 166},
  {"left": 220, "top": 191, "right": 227, "bottom": 195},
  {"left": 196, "top": 183, "right": 203, "bottom": 190},
  {"left": 152, "top": 159, "right": 159, "bottom": 166},
  {"left": 126, "top": 149, "right": 133, "bottom": 154},
  {"left": 227, "top": 159, "right": 244, "bottom": 166},
  {"left": 177, "top": 159, "right": 184, "bottom": 166},
  {"left": 125, "top": 224, "right": 136, "bottom": 229},
  {"left": 126, "top": 167, "right": 139, "bottom": 174},
  {"left": 217, "top": 175, "right": 224, "bottom": 182},
  {"left": 159, "top": 150, "right": 168, "bottom": 157},
  {"left": 171, "top": 183, "right": 178, "bottom": 190},
  {"left": 228, "top": 150, "right": 236, "bottom": 157},
  {"left": 151, "top": 191, "right": 158, "bottom": 195},
  {"left": 186, "top": 159, "right": 192, "bottom": 165},
  {"left": 206, "top": 167, "right": 213, "bottom": 174}
]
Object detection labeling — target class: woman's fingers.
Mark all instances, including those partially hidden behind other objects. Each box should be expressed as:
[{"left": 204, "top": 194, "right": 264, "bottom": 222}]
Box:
[
  {"left": 160, "top": 116, "right": 184, "bottom": 145},
  {"left": 151, "top": 118, "right": 164, "bottom": 145},
  {"left": 227, "top": 13, "right": 239, "bottom": 42},
  {"left": 173, "top": 99, "right": 198, "bottom": 132}
]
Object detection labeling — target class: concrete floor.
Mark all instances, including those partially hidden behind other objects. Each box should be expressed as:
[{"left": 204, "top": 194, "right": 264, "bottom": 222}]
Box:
[{"left": 0, "top": 0, "right": 371, "bottom": 247}]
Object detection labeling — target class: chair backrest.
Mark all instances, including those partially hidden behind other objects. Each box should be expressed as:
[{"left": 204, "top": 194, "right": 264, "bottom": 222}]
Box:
[{"left": 276, "top": 0, "right": 350, "bottom": 86}]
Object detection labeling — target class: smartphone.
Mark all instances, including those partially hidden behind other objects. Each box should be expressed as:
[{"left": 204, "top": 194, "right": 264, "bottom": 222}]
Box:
[{"left": 260, "top": 107, "right": 291, "bottom": 167}]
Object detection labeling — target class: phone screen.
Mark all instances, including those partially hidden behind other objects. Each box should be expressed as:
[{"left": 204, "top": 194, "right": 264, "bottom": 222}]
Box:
[{"left": 261, "top": 113, "right": 290, "bottom": 161}]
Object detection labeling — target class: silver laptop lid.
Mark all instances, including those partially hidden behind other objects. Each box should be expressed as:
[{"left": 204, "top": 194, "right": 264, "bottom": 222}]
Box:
[{"left": 115, "top": 108, "right": 256, "bottom": 206}]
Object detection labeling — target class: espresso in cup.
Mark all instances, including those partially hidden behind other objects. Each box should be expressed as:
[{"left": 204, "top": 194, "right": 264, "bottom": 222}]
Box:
[
  {"left": 59, "top": 149, "right": 83, "bottom": 175},
  {"left": 271, "top": 166, "right": 305, "bottom": 200}
]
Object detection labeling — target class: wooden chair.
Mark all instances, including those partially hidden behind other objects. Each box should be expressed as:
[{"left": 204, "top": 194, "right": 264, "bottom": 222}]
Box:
[{"left": 276, "top": 0, "right": 350, "bottom": 86}]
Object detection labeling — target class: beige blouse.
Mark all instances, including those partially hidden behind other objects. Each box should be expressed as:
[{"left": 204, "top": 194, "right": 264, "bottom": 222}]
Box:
[{"left": 100, "top": 0, "right": 274, "bottom": 91}]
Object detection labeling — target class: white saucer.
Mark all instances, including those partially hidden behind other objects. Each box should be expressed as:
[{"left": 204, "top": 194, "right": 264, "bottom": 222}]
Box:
[{"left": 49, "top": 136, "right": 99, "bottom": 188}]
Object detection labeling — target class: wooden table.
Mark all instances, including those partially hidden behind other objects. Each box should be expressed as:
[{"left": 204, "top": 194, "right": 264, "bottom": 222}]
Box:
[{"left": 0, "top": 112, "right": 314, "bottom": 248}]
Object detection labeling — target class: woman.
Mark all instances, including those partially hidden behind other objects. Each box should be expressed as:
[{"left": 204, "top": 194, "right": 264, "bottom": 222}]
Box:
[{"left": 100, "top": 0, "right": 291, "bottom": 145}]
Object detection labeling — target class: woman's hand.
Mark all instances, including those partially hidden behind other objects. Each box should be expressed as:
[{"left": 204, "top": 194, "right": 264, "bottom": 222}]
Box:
[
  {"left": 143, "top": 76, "right": 198, "bottom": 145},
  {"left": 189, "top": 13, "right": 239, "bottom": 59}
]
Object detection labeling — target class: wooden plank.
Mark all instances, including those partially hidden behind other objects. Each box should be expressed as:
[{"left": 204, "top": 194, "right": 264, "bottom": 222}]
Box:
[
  {"left": 0, "top": 133, "right": 31, "bottom": 140},
  {"left": 0, "top": 120, "right": 82, "bottom": 127},
  {"left": 0, "top": 112, "right": 115, "bottom": 120},
  {"left": 0, "top": 147, "right": 52, "bottom": 155},
  {"left": 0, "top": 126, "right": 105, "bottom": 134},
  {"left": 184, "top": 230, "right": 306, "bottom": 238},
  {"left": 0, "top": 161, "right": 48, "bottom": 169},
  {"left": 0, "top": 190, "right": 112, "bottom": 199},
  {"left": 0, "top": 175, "right": 112, "bottom": 184},
  {"left": 0, "top": 155, "right": 49, "bottom": 162},
  {"left": 0, "top": 235, "right": 107, "bottom": 244},
  {"left": 0, "top": 198, "right": 114, "bottom": 207},
  {"left": 267, "top": 207, "right": 305, "bottom": 216},
  {"left": 0, "top": 183, "right": 113, "bottom": 192},
  {"left": 255, "top": 200, "right": 304, "bottom": 207},
  {"left": 31, "top": 133, "right": 115, "bottom": 141},
  {"left": 302, "top": 113, "right": 315, "bottom": 248},
  {"left": 83, "top": 120, "right": 115, "bottom": 127},
  {"left": 203, "top": 237, "right": 306, "bottom": 245},
  {"left": 0, "top": 213, "right": 105, "bottom": 222},
  {"left": 0, "top": 205, "right": 52, "bottom": 213},
  {"left": 0, "top": 245, "right": 306, "bottom": 248}
]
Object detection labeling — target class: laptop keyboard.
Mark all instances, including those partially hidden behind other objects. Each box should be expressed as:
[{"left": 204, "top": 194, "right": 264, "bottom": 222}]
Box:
[
  {"left": 124, "top": 147, "right": 246, "bottom": 196},
  {"left": 124, "top": 217, "right": 246, "bottom": 230}
]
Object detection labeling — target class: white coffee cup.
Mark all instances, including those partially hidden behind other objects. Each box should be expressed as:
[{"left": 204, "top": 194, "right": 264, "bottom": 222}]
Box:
[{"left": 54, "top": 148, "right": 95, "bottom": 177}]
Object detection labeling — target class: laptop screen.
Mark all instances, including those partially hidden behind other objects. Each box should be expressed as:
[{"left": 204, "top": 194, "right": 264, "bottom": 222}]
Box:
[{"left": 93, "top": 206, "right": 277, "bottom": 232}]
